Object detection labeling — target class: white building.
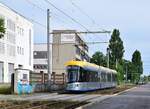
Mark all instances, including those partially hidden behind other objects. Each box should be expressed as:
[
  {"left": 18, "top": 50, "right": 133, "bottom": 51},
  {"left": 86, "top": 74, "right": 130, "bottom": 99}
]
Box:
[
  {"left": 0, "top": 3, "right": 33, "bottom": 83},
  {"left": 33, "top": 43, "right": 52, "bottom": 73}
]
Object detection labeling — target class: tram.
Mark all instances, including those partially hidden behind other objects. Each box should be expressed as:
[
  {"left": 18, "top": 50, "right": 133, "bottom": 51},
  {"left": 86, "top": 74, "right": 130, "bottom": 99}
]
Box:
[{"left": 65, "top": 60, "right": 117, "bottom": 92}]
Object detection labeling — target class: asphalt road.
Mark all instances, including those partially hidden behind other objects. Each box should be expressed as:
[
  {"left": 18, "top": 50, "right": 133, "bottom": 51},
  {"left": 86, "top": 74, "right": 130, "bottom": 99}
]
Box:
[{"left": 88, "top": 83, "right": 150, "bottom": 109}]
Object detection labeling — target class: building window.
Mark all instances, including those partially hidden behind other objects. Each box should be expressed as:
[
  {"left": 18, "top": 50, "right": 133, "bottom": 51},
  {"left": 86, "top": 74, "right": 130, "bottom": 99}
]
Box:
[
  {"left": 17, "top": 46, "right": 24, "bottom": 55},
  {"left": 0, "top": 62, "right": 4, "bottom": 83},
  {"left": 17, "top": 26, "right": 24, "bottom": 36},
  {"left": 7, "top": 19, "right": 15, "bottom": 32},
  {"left": 76, "top": 46, "right": 80, "bottom": 56},
  {"left": 7, "top": 44, "right": 15, "bottom": 57},
  {"left": 34, "top": 64, "right": 48, "bottom": 69},
  {"left": 22, "top": 48, "right": 24, "bottom": 55},
  {"left": 0, "top": 42, "right": 5, "bottom": 54},
  {"left": 7, "top": 31, "right": 16, "bottom": 44},
  {"left": 34, "top": 51, "right": 47, "bottom": 59},
  {"left": 23, "top": 74, "right": 27, "bottom": 80}
]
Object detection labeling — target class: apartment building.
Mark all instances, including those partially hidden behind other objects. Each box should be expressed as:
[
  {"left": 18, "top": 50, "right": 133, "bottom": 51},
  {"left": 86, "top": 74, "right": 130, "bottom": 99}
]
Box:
[
  {"left": 0, "top": 3, "right": 33, "bottom": 83},
  {"left": 52, "top": 30, "right": 90, "bottom": 74}
]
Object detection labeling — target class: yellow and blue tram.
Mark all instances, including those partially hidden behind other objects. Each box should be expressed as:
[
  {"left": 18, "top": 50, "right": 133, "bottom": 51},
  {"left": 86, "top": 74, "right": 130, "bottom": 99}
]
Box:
[{"left": 65, "top": 61, "right": 117, "bottom": 92}]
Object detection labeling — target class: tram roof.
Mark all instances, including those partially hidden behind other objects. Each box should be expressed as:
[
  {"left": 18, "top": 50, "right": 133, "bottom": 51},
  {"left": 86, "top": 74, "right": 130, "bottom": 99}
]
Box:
[{"left": 65, "top": 60, "right": 117, "bottom": 74}]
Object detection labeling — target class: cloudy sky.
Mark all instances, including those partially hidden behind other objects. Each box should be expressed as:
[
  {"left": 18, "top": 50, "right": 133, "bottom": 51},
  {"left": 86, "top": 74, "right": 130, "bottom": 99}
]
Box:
[{"left": 1, "top": 0, "right": 150, "bottom": 75}]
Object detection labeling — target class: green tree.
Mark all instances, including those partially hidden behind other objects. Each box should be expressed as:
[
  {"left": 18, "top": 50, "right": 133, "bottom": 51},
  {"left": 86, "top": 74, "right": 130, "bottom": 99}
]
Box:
[
  {"left": 116, "top": 62, "right": 124, "bottom": 84},
  {"left": 131, "top": 50, "right": 143, "bottom": 83},
  {"left": 109, "top": 29, "right": 124, "bottom": 69},
  {"left": 0, "top": 18, "right": 5, "bottom": 38},
  {"left": 90, "top": 51, "right": 107, "bottom": 67}
]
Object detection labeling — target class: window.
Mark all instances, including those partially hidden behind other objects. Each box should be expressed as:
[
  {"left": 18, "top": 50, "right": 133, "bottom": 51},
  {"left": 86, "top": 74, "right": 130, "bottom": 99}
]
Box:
[
  {"left": 7, "top": 19, "right": 15, "bottom": 32},
  {"left": 7, "top": 31, "right": 16, "bottom": 44},
  {"left": 101, "top": 71, "right": 107, "bottom": 82},
  {"left": 7, "top": 44, "right": 15, "bottom": 57},
  {"left": 23, "top": 74, "right": 27, "bottom": 80},
  {"left": 76, "top": 46, "right": 80, "bottom": 56},
  {"left": 34, "top": 64, "right": 48, "bottom": 69},
  {"left": 0, "top": 62, "right": 4, "bottom": 83},
  {"left": 17, "top": 26, "right": 24, "bottom": 36},
  {"left": 107, "top": 73, "right": 112, "bottom": 82},
  {"left": 0, "top": 42, "right": 5, "bottom": 54},
  {"left": 79, "top": 68, "right": 98, "bottom": 82},
  {"left": 17, "top": 46, "right": 24, "bottom": 55},
  {"left": 34, "top": 51, "right": 47, "bottom": 59},
  {"left": 67, "top": 66, "right": 79, "bottom": 83}
]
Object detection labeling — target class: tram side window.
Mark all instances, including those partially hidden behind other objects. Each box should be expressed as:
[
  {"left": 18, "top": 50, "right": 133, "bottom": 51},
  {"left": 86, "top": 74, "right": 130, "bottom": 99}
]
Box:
[
  {"left": 112, "top": 74, "right": 115, "bottom": 82},
  {"left": 107, "top": 73, "right": 111, "bottom": 82},
  {"left": 101, "top": 71, "right": 106, "bottom": 82},
  {"left": 79, "top": 68, "right": 89, "bottom": 82},
  {"left": 112, "top": 73, "right": 117, "bottom": 82},
  {"left": 79, "top": 68, "right": 98, "bottom": 82}
]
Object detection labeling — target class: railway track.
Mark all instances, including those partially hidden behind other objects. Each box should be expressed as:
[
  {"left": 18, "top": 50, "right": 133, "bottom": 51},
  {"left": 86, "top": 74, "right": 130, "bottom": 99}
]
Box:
[
  {"left": 0, "top": 94, "right": 101, "bottom": 109},
  {"left": 0, "top": 100, "right": 87, "bottom": 109}
]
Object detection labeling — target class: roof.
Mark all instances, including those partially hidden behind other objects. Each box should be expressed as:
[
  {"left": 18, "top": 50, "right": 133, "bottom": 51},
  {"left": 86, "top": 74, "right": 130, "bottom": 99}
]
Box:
[{"left": 65, "top": 60, "right": 117, "bottom": 74}]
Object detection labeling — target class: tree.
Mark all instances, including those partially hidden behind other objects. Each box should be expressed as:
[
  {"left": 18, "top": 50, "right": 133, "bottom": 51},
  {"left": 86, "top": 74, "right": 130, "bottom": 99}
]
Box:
[
  {"left": 109, "top": 29, "right": 124, "bottom": 69},
  {"left": 0, "top": 18, "right": 5, "bottom": 38},
  {"left": 121, "top": 59, "right": 134, "bottom": 82},
  {"left": 131, "top": 50, "right": 143, "bottom": 83},
  {"left": 90, "top": 51, "right": 107, "bottom": 67},
  {"left": 116, "top": 62, "right": 124, "bottom": 84}
]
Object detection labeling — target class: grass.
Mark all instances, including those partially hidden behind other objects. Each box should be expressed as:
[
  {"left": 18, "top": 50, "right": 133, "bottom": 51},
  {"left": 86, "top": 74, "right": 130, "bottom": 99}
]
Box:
[{"left": 0, "top": 84, "right": 11, "bottom": 94}]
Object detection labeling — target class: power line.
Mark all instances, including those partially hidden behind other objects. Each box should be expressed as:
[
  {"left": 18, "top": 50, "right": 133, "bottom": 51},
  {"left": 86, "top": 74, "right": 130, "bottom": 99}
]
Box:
[
  {"left": 25, "top": 0, "right": 82, "bottom": 31},
  {"left": 43, "top": 0, "right": 93, "bottom": 32},
  {"left": 43, "top": 0, "right": 111, "bottom": 47},
  {"left": 26, "top": 0, "right": 68, "bottom": 26},
  {"left": 69, "top": 0, "right": 95, "bottom": 24},
  {"left": 68, "top": 0, "right": 106, "bottom": 32},
  {"left": 0, "top": 1, "right": 47, "bottom": 29},
  {"left": 49, "top": 41, "right": 108, "bottom": 45},
  {"left": 26, "top": 0, "right": 46, "bottom": 13}
]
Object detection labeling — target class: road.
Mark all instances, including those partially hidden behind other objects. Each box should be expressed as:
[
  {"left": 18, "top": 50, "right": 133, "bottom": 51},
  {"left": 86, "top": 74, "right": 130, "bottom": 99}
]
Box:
[{"left": 87, "top": 83, "right": 150, "bottom": 109}]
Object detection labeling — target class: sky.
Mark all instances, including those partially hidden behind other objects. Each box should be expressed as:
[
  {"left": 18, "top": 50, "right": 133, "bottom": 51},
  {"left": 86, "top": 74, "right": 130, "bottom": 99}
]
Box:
[{"left": 0, "top": 0, "right": 150, "bottom": 75}]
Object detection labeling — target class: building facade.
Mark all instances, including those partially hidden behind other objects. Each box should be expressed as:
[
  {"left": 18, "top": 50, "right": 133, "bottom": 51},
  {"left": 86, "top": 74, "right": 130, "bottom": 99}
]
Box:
[
  {"left": 0, "top": 3, "right": 33, "bottom": 83},
  {"left": 52, "top": 30, "right": 90, "bottom": 74},
  {"left": 33, "top": 43, "right": 52, "bottom": 73}
]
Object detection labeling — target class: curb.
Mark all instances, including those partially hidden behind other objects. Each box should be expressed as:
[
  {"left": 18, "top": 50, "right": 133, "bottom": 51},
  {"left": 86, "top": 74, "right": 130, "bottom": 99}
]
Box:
[
  {"left": 113, "top": 86, "right": 137, "bottom": 96},
  {"left": 75, "top": 86, "right": 137, "bottom": 109}
]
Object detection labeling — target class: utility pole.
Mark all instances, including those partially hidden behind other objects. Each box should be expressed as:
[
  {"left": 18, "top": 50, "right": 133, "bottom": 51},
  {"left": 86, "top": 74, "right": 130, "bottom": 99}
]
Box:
[
  {"left": 47, "top": 9, "right": 51, "bottom": 86},
  {"left": 125, "top": 62, "right": 128, "bottom": 83},
  {"left": 107, "top": 47, "right": 110, "bottom": 68}
]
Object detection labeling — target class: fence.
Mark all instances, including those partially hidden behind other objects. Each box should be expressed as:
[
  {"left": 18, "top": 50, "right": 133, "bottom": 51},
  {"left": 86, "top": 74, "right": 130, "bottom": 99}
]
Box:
[{"left": 30, "top": 72, "right": 66, "bottom": 85}]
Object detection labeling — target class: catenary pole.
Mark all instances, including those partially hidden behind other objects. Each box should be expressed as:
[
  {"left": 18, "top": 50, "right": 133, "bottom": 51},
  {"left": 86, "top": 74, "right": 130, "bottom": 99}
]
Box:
[{"left": 47, "top": 9, "right": 51, "bottom": 86}]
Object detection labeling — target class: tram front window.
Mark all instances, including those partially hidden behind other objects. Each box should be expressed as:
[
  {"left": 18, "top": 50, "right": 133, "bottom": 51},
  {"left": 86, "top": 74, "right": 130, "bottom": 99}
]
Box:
[{"left": 67, "top": 66, "right": 79, "bottom": 83}]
